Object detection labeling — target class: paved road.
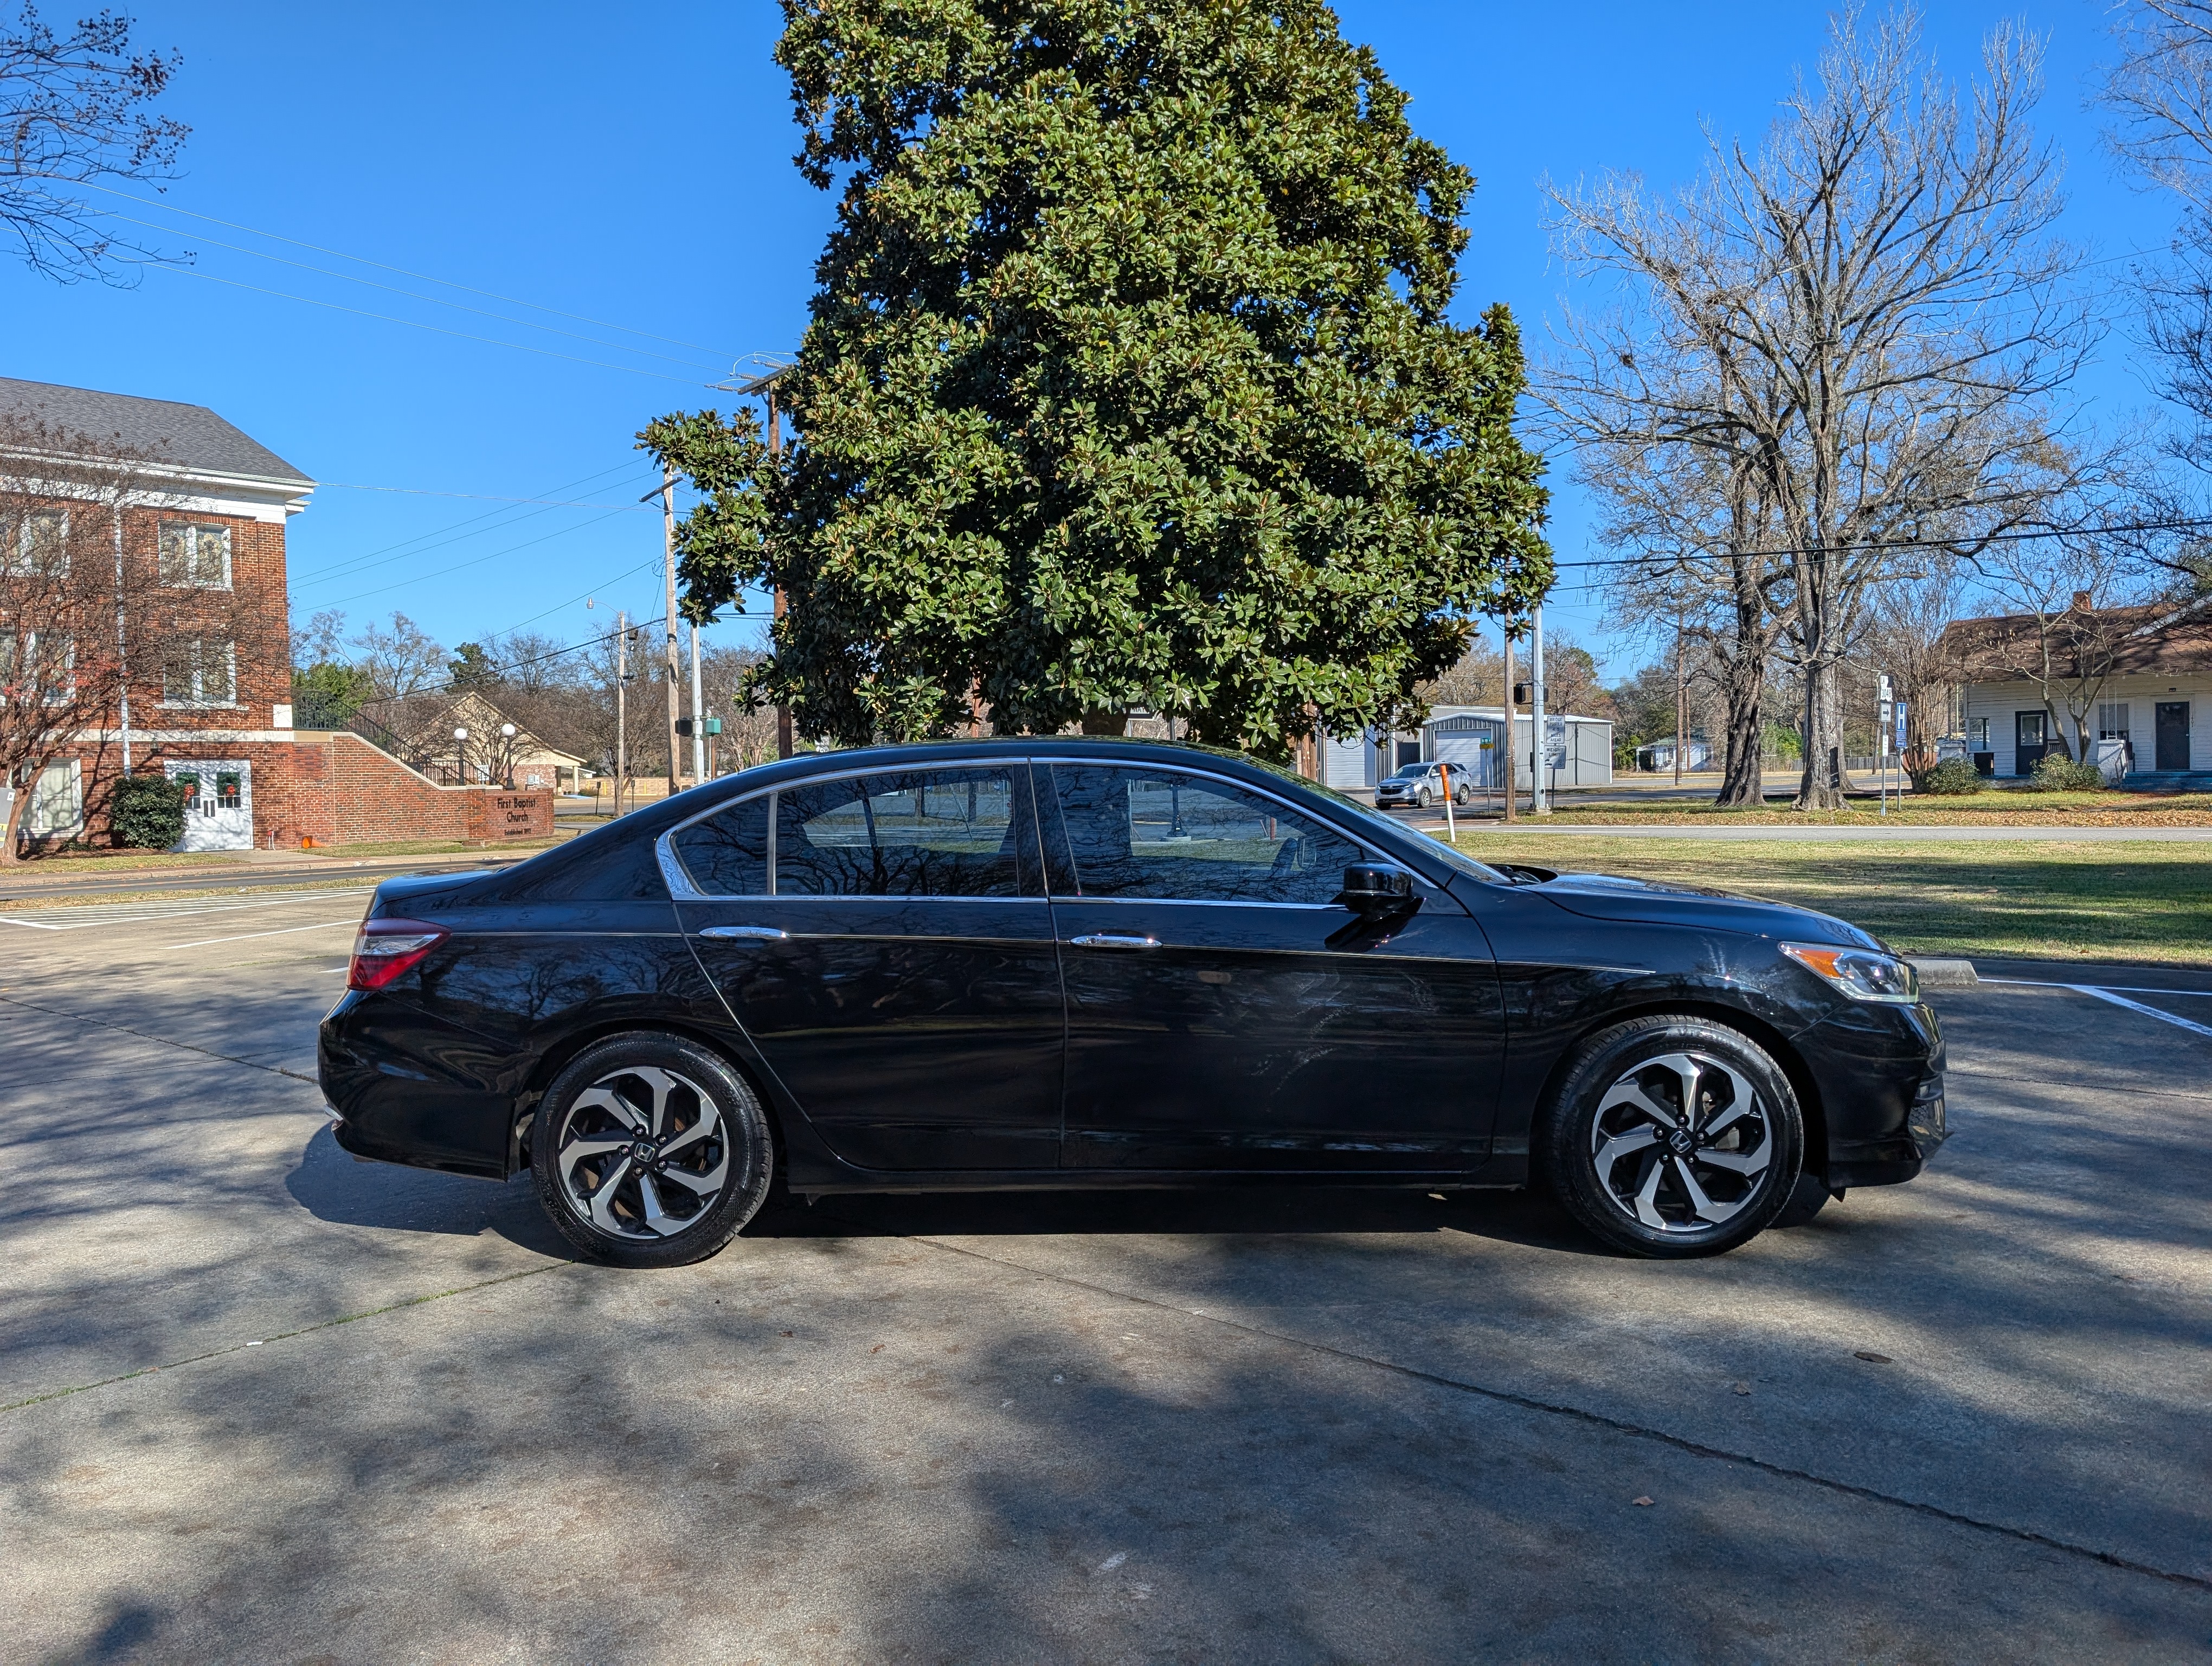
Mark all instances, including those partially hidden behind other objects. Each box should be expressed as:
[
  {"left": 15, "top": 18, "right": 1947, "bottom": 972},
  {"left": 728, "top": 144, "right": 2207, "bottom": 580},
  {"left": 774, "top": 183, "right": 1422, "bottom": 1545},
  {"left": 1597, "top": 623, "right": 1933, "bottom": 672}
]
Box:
[{"left": 1, "top": 898, "right": 2206, "bottom": 1661}]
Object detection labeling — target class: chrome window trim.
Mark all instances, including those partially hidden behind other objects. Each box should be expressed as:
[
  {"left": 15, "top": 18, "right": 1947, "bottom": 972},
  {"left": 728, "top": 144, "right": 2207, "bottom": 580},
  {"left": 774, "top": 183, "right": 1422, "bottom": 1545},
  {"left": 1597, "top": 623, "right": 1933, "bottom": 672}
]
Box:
[{"left": 657, "top": 757, "right": 1032, "bottom": 904}]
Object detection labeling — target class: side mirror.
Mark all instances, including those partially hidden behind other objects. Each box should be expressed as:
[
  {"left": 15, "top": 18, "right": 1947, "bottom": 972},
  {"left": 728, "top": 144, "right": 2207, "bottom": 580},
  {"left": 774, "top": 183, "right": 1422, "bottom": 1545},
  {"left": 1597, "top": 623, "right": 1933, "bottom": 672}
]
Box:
[{"left": 1338, "top": 862, "right": 1416, "bottom": 914}]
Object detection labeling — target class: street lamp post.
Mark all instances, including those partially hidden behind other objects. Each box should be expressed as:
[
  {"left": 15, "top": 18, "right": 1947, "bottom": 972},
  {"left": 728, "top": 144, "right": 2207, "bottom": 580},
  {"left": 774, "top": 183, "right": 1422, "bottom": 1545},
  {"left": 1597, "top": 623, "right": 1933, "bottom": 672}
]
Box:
[
  {"left": 453, "top": 726, "right": 468, "bottom": 785},
  {"left": 499, "top": 722, "right": 516, "bottom": 788}
]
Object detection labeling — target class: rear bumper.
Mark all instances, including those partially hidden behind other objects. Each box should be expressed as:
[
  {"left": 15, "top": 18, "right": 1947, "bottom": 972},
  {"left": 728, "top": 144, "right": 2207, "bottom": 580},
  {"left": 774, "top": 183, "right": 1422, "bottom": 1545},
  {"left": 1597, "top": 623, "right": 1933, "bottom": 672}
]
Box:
[{"left": 319, "top": 990, "right": 517, "bottom": 1180}]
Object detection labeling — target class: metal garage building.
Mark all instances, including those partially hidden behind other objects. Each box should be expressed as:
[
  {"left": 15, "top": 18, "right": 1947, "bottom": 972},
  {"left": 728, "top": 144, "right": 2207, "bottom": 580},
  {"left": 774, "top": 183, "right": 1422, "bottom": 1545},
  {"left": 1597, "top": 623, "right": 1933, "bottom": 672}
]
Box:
[{"left": 1317, "top": 706, "right": 1614, "bottom": 796}]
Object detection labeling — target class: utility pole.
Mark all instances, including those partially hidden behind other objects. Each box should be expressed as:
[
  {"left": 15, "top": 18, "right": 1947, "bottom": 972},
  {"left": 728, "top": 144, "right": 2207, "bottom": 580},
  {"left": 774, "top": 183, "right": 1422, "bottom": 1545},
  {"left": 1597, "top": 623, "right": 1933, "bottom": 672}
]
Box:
[
  {"left": 1530, "top": 601, "right": 1548, "bottom": 816},
  {"left": 768, "top": 388, "right": 793, "bottom": 760},
  {"left": 1501, "top": 623, "right": 1516, "bottom": 826},
  {"left": 689, "top": 616, "right": 706, "bottom": 783},
  {"left": 615, "top": 608, "right": 629, "bottom": 816},
  {"left": 1673, "top": 609, "right": 1687, "bottom": 788},
  {"left": 659, "top": 462, "right": 683, "bottom": 801}
]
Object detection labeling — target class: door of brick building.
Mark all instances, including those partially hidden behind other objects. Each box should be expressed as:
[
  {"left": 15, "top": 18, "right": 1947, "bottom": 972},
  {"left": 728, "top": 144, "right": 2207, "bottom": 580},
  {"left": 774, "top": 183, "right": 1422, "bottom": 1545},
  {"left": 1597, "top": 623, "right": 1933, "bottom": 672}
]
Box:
[{"left": 165, "top": 759, "right": 253, "bottom": 851}]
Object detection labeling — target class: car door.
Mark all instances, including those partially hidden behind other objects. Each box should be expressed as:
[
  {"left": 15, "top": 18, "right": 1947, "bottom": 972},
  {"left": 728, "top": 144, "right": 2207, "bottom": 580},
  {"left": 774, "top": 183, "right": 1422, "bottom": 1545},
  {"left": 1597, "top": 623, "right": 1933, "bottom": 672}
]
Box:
[
  {"left": 1040, "top": 759, "right": 1503, "bottom": 1172},
  {"left": 667, "top": 761, "right": 1065, "bottom": 1172}
]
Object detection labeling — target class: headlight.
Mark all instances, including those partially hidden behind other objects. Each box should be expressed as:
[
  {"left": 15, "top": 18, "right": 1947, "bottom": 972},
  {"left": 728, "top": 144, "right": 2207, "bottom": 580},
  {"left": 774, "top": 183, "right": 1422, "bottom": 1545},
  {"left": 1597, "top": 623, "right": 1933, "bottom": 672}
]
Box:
[{"left": 1779, "top": 942, "right": 1919, "bottom": 1003}]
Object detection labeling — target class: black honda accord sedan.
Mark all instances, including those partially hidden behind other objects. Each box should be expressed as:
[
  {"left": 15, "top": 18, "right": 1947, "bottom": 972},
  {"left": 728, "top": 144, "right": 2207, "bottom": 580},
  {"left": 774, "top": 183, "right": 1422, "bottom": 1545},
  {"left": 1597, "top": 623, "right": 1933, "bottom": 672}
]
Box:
[{"left": 320, "top": 738, "right": 1946, "bottom": 1266}]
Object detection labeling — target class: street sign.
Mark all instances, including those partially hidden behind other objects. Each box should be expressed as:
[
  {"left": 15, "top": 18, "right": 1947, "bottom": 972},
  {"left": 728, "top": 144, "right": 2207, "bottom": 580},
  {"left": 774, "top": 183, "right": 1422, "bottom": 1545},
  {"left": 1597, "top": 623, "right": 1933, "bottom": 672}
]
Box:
[
  {"left": 1894, "top": 700, "right": 1907, "bottom": 752},
  {"left": 1544, "top": 714, "right": 1567, "bottom": 768}
]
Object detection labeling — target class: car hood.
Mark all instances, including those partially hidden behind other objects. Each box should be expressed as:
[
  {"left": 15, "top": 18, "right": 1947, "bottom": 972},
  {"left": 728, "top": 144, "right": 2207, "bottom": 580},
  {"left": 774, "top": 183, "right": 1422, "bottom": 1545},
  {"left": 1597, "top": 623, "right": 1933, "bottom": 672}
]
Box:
[{"left": 1523, "top": 869, "right": 1883, "bottom": 950}]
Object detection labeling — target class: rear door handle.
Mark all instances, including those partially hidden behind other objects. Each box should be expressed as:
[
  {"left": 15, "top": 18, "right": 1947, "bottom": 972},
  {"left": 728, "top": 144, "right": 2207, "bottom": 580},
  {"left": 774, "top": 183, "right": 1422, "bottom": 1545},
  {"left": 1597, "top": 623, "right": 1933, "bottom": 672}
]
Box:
[
  {"left": 1070, "top": 933, "right": 1160, "bottom": 950},
  {"left": 698, "top": 925, "right": 788, "bottom": 941}
]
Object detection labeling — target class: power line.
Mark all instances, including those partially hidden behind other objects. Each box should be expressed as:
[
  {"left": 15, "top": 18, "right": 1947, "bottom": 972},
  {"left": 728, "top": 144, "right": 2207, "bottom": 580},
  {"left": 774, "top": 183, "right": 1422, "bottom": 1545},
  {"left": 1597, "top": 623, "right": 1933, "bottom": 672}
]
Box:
[
  {"left": 1550, "top": 511, "right": 2212, "bottom": 570},
  {"left": 291, "top": 462, "right": 653, "bottom": 584},
  {"left": 312, "top": 509, "right": 635, "bottom": 606},
  {"left": 151, "top": 266, "right": 712, "bottom": 386},
  {"left": 80, "top": 181, "right": 741, "bottom": 361},
  {"left": 317, "top": 482, "right": 658, "bottom": 509},
  {"left": 97, "top": 209, "right": 729, "bottom": 373}
]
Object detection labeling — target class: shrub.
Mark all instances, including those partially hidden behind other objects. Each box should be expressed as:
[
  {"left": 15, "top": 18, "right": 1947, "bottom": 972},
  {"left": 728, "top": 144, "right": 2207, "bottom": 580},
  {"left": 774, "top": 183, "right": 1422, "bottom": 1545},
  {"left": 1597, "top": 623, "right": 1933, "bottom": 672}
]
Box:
[
  {"left": 110, "top": 772, "right": 187, "bottom": 848},
  {"left": 2029, "top": 753, "right": 2105, "bottom": 792},
  {"left": 1913, "top": 757, "right": 1982, "bottom": 796}
]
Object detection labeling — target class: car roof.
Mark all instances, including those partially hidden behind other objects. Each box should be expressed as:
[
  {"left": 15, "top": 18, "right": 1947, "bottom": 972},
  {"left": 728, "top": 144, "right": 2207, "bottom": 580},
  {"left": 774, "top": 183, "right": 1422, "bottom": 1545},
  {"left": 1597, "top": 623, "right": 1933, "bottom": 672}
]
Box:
[{"left": 480, "top": 735, "right": 1468, "bottom": 899}]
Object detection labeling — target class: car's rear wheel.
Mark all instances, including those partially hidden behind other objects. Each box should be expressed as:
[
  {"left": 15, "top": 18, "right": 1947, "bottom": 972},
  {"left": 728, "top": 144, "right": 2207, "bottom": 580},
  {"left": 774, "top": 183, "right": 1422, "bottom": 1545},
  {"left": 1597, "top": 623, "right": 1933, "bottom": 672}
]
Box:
[
  {"left": 1540, "top": 1016, "right": 1803, "bottom": 1258},
  {"left": 530, "top": 1033, "right": 774, "bottom": 1268}
]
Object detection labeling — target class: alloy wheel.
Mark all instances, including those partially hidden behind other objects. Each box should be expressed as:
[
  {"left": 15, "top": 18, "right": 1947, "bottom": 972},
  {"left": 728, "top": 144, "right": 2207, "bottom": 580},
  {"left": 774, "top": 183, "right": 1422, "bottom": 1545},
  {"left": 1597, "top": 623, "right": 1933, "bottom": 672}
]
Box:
[
  {"left": 554, "top": 1066, "right": 730, "bottom": 1240},
  {"left": 1589, "top": 1050, "right": 1774, "bottom": 1233}
]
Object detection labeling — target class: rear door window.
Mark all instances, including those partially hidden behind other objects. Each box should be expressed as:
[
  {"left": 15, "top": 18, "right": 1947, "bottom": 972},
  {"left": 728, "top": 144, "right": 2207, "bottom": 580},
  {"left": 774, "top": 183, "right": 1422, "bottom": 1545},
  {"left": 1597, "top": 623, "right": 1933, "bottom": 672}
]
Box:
[{"left": 773, "top": 767, "right": 1029, "bottom": 898}]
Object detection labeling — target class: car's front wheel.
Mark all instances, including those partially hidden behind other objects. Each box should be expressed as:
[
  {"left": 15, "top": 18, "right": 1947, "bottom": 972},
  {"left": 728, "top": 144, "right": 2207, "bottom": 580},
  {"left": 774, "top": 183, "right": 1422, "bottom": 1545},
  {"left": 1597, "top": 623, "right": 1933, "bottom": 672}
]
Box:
[
  {"left": 1539, "top": 1016, "right": 1803, "bottom": 1258},
  {"left": 530, "top": 1033, "right": 775, "bottom": 1268},
  {"left": 1416, "top": 789, "right": 1431, "bottom": 807}
]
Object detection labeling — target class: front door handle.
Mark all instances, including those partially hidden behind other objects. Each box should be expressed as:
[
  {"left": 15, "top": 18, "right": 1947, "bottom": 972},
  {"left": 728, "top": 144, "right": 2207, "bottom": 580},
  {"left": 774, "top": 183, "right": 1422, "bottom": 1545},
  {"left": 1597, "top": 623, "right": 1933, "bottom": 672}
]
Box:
[
  {"left": 1070, "top": 933, "right": 1160, "bottom": 950},
  {"left": 698, "top": 925, "right": 788, "bottom": 941}
]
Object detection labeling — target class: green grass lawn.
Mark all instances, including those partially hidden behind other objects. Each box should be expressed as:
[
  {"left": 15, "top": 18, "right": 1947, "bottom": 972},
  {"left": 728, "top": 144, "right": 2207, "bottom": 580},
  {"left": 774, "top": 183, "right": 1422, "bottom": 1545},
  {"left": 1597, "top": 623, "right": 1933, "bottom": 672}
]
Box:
[{"left": 1437, "top": 833, "right": 2212, "bottom": 965}]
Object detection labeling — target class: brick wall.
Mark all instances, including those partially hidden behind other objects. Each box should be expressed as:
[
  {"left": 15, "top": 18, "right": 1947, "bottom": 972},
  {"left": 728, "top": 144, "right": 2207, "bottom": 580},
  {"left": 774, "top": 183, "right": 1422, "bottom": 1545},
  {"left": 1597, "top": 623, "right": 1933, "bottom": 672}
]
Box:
[
  {"left": 53, "top": 732, "right": 552, "bottom": 849},
  {"left": 273, "top": 733, "right": 553, "bottom": 845}
]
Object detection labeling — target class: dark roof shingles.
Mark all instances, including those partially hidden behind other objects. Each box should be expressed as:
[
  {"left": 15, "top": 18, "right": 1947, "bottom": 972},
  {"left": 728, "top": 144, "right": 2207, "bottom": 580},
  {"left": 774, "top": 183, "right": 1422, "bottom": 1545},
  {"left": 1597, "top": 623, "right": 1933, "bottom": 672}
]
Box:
[{"left": 0, "top": 376, "right": 311, "bottom": 485}]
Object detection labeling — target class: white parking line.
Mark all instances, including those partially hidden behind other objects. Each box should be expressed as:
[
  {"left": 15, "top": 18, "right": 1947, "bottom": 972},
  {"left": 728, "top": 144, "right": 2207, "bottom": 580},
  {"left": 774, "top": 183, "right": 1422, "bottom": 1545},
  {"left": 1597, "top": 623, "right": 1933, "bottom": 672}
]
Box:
[
  {"left": 2070, "top": 985, "right": 2212, "bottom": 1040},
  {"left": 1982, "top": 978, "right": 2212, "bottom": 1040},
  {"left": 0, "top": 889, "right": 371, "bottom": 931},
  {"left": 168, "top": 919, "right": 364, "bottom": 951}
]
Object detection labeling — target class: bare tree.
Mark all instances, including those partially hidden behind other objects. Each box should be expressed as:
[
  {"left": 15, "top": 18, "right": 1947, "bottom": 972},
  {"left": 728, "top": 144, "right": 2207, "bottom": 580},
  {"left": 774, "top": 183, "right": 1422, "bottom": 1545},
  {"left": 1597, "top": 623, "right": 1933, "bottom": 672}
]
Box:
[
  {"left": 1548, "top": 7, "right": 2094, "bottom": 808},
  {"left": 350, "top": 611, "right": 445, "bottom": 700},
  {"left": 1868, "top": 568, "right": 1965, "bottom": 761},
  {"left": 2, "top": 3, "right": 187, "bottom": 282},
  {"left": 0, "top": 414, "right": 205, "bottom": 860}
]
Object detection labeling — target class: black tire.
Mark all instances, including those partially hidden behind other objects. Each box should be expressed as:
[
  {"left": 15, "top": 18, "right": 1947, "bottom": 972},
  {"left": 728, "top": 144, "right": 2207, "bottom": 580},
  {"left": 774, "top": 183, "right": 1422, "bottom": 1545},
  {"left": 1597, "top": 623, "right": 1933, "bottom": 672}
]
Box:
[
  {"left": 530, "top": 1033, "right": 774, "bottom": 1268},
  {"left": 1539, "top": 1015, "right": 1803, "bottom": 1258},
  {"left": 1416, "top": 789, "right": 1431, "bottom": 807}
]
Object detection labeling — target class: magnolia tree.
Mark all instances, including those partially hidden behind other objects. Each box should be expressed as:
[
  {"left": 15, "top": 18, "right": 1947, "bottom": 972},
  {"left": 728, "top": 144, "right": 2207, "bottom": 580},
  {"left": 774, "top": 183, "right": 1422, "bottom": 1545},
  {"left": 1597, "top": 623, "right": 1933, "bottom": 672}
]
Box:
[{"left": 647, "top": 0, "right": 1551, "bottom": 759}]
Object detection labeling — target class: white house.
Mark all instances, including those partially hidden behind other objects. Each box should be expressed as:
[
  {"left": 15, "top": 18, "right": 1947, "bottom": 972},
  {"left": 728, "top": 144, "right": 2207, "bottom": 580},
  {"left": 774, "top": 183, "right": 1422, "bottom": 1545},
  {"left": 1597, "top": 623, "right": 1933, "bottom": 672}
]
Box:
[
  {"left": 1632, "top": 735, "right": 1714, "bottom": 773},
  {"left": 1942, "top": 598, "right": 2212, "bottom": 780},
  {"left": 1317, "top": 706, "right": 1614, "bottom": 795}
]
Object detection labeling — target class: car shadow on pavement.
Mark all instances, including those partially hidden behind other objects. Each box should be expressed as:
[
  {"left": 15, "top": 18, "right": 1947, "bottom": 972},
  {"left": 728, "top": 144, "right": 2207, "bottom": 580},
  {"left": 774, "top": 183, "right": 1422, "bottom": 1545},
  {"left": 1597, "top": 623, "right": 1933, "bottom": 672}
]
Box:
[
  {"left": 288, "top": 1121, "right": 1616, "bottom": 1260},
  {"left": 285, "top": 1123, "right": 569, "bottom": 1259},
  {"left": 748, "top": 1181, "right": 1616, "bottom": 1256}
]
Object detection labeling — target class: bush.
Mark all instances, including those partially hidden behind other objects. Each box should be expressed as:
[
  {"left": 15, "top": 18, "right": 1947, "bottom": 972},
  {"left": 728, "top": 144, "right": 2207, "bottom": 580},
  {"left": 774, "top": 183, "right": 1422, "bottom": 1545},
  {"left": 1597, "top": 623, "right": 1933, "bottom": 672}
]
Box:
[
  {"left": 1913, "top": 757, "right": 1982, "bottom": 796},
  {"left": 110, "top": 772, "right": 187, "bottom": 849},
  {"left": 2029, "top": 753, "right": 2105, "bottom": 792}
]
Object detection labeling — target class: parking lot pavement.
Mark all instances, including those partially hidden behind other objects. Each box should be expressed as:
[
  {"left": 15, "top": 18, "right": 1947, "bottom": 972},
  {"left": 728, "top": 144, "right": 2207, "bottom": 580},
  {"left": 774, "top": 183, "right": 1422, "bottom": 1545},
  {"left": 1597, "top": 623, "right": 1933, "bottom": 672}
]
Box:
[{"left": 3, "top": 905, "right": 2209, "bottom": 1662}]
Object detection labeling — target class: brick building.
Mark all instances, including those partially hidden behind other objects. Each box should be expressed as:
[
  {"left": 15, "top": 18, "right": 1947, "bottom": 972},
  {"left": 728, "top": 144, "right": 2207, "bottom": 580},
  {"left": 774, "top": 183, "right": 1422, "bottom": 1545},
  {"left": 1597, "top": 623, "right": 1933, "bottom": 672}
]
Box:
[{"left": 1, "top": 376, "right": 550, "bottom": 851}]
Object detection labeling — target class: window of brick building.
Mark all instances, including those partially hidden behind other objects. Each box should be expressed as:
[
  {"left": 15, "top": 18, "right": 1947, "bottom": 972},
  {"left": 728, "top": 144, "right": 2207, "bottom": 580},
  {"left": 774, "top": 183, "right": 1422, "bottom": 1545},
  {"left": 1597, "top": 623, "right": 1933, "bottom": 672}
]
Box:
[
  {"left": 158, "top": 521, "right": 232, "bottom": 589},
  {"left": 11, "top": 509, "right": 68, "bottom": 576},
  {"left": 160, "top": 638, "right": 236, "bottom": 706},
  {"left": 2, "top": 632, "right": 74, "bottom": 701}
]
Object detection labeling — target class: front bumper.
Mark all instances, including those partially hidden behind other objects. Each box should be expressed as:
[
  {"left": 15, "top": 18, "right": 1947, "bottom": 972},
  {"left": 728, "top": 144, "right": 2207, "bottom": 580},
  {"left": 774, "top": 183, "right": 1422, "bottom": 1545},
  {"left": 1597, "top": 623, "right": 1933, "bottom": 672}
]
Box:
[{"left": 1797, "top": 1000, "right": 1947, "bottom": 1190}]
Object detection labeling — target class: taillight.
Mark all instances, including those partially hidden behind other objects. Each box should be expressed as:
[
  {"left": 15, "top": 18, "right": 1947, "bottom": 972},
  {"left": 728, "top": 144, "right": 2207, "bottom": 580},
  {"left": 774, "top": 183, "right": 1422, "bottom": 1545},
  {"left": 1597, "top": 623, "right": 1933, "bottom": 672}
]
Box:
[{"left": 348, "top": 917, "right": 450, "bottom": 991}]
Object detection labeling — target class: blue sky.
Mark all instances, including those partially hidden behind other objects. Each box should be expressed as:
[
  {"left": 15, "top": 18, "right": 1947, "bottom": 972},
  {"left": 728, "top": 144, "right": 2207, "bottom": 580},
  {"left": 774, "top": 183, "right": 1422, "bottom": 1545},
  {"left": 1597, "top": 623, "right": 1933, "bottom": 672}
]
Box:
[{"left": 0, "top": 0, "right": 2178, "bottom": 685}]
